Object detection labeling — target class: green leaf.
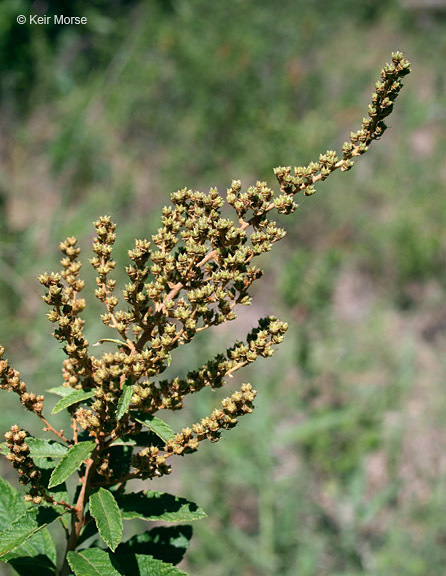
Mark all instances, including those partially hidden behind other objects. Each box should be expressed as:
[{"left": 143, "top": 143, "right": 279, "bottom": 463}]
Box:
[
  {"left": 116, "top": 553, "right": 189, "bottom": 576},
  {"left": 48, "top": 441, "right": 95, "bottom": 488},
  {"left": 0, "top": 477, "right": 27, "bottom": 530},
  {"left": 4, "top": 530, "right": 57, "bottom": 576},
  {"left": 2, "top": 439, "right": 68, "bottom": 471},
  {"left": 116, "top": 491, "right": 207, "bottom": 523},
  {"left": 33, "top": 457, "right": 58, "bottom": 470},
  {"left": 46, "top": 386, "right": 74, "bottom": 397},
  {"left": 27, "top": 438, "right": 68, "bottom": 459},
  {"left": 116, "top": 382, "right": 133, "bottom": 422},
  {"left": 132, "top": 413, "right": 175, "bottom": 443},
  {"left": 0, "top": 507, "right": 62, "bottom": 558},
  {"left": 51, "top": 389, "right": 95, "bottom": 415},
  {"left": 67, "top": 548, "right": 122, "bottom": 576},
  {"left": 0, "top": 478, "right": 57, "bottom": 573},
  {"left": 116, "top": 526, "right": 192, "bottom": 565},
  {"left": 89, "top": 489, "right": 123, "bottom": 552},
  {"left": 68, "top": 548, "right": 190, "bottom": 576}
]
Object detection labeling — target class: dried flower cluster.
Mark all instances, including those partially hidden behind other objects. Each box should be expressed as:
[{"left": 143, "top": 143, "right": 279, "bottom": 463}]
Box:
[
  {"left": 4, "top": 426, "right": 41, "bottom": 494},
  {"left": 166, "top": 383, "right": 257, "bottom": 455},
  {"left": 0, "top": 53, "right": 411, "bottom": 575},
  {"left": 0, "top": 346, "right": 44, "bottom": 414}
]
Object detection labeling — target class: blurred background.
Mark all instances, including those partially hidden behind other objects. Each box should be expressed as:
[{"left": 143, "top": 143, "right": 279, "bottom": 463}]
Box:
[{"left": 0, "top": 1, "right": 445, "bottom": 574}]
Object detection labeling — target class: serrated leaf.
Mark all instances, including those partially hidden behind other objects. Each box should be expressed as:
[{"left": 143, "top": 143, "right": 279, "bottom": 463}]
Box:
[
  {"left": 0, "top": 478, "right": 57, "bottom": 572},
  {"left": 0, "top": 444, "right": 8, "bottom": 457},
  {"left": 0, "top": 477, "right": 27, "bottom": 529},
  {"left": 48, "top": 441, "right": 95, "bottom": 488},
  {"left": 0, "top": 507, "right": 62, "bottom": 558},
  {"left": 132, "top": 413, "right": 175, "bottom": 443},
  {"left": 27, "top": 438, "right": 68, "bottom": 459},
  {"left": 116, "top": 491, "right": 206, "bottom": 523},
  {"left": 67, "top": 548, "right": 122, "bottom": 576},
  {"left": 116, "top": 553, "right": 189, "bottom": 576},
  {"left": 69, "top": 548, "right": 190, "bottom": 576},
  {"left": 1, "top": 544, "right": 56, "bottom": 575},
  {"left": 116, "top": 525, "right": 192, "bottom": 565},
  {"left": 116, "top": 382, "right": 133, "bottom": 422},
  {"left": 46, "top": 386, "right": 74, "bottom": 397},
  {"left": 4, "top": 530, "right": 57, "bottom": 576},
  {"left": 51, "top": 389, "right": 95, "bottom": 415},
  {"left": 89, "top": 489, "right": 123, "bottom": 552}
]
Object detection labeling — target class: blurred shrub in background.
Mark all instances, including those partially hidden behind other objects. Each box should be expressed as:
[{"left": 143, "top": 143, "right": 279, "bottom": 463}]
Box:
[{"left": 0, "top": 0, "right": 445, "bottom": 574}]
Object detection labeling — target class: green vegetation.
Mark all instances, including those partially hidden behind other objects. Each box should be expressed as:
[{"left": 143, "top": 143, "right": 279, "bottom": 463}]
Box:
[{"left": 0, "top": 1, "right": 445, "bottom": 575}]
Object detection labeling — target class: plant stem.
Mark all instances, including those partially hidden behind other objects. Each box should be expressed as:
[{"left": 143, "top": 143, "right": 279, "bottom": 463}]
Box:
[
  {"left": 60, "top": 453, "right": 98, "bottom": 576},
  {"left": 40, "top": 414, "right": 69, "bottom": 443}
]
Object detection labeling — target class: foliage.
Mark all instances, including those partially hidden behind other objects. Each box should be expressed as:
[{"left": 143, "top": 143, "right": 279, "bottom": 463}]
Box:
[{"left": 0, "top": 53, "right": 410, "bottom": 575}]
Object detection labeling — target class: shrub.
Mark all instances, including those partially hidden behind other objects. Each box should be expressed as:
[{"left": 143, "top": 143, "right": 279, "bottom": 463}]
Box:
[{"left": 0, "top": 52, "right": 410, "bottom": 576}]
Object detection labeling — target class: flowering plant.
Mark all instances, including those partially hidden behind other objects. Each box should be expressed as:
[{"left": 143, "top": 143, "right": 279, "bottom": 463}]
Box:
[{"left": 0, "top": 53, "right": 410, "bottom": 576}]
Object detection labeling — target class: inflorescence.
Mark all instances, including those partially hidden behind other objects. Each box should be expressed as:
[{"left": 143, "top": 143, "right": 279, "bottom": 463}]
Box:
[{"left": 1, "top": 53, "right": 411, "bottom": 504}]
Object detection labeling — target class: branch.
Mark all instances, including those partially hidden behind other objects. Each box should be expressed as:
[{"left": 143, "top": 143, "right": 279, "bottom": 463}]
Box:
[{"left": 133, "top": 52, "right": 411, "bottom": 326}]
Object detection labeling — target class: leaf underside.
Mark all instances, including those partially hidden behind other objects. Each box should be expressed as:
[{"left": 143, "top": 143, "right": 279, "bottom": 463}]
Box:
[{"left": 46, "top": 386, "right": 74, "bottom": 397}]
